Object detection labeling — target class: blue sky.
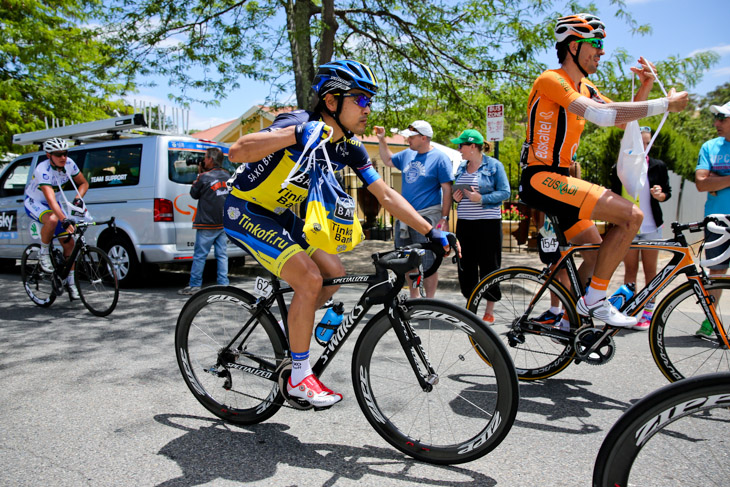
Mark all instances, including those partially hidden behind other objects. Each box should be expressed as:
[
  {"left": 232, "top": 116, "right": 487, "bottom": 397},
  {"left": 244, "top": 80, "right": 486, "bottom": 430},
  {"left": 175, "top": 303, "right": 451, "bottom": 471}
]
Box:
[{"left": 128, "top": 0, "right": 729, "bottom": 131}]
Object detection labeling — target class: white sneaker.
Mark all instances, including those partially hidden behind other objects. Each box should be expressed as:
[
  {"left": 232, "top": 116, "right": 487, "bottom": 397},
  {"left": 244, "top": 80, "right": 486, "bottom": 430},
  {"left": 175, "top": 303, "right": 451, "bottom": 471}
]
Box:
[
  {"left": 287, "top": 374, "right": 342, "bottom": 408},
  {"left": 68, "top": 284, "right": 80, "bottom": 300},
  {"left": 576, "top": 297, "right": 638, "bottom": 328},
  {"left": 39, "top": 252, "right": 53, "bottom": 273}
]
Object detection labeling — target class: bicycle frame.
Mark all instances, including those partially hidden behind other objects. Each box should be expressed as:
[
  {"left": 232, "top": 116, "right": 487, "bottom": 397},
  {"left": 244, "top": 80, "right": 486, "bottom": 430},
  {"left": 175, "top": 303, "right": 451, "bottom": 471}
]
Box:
[
  {"left": 50, "top": 218, "right": 115, "bottom": 281},
  {"left": 219, "top": 253, "right": 438, "bottom": 392},
  {"left": 526, "top": 217, "right": 729, "bottom": 348}
]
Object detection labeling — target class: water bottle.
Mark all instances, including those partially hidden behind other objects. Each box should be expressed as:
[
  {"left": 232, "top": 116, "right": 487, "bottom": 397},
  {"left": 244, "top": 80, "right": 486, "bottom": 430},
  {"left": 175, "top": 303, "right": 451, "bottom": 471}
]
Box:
[
  {"left": 314, "top": 302, "right": 345, "bottom": 346},
  {"left": 608, "top": 282, "right": 635, "bottom": 311}
]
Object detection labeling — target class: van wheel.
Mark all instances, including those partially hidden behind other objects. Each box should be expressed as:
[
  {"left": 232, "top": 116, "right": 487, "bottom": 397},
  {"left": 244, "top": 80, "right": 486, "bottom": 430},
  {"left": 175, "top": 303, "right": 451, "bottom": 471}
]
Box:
[
  {"left": 104, "top": 236, "right": 140, "bottom": 287},
  {"left": 0, "top": 258, "right": 16, "bottom": 272}
]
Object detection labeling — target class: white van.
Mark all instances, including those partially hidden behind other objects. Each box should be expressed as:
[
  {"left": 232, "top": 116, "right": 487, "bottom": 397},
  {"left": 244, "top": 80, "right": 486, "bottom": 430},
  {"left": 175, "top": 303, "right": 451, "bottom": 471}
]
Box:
[{"left": 0, "top": 118, "right": 245, "bottom": 285}]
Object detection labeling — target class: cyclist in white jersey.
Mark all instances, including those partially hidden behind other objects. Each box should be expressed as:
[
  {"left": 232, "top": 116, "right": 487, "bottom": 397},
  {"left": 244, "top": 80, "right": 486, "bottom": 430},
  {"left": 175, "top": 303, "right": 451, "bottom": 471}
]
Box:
[{"left": 24, "top": 138, "right": 89, "bottom": 296}]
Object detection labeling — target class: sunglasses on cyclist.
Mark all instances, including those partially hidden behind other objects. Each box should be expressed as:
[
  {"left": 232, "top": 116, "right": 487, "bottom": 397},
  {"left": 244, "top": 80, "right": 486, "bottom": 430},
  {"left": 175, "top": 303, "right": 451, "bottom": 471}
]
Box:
[
  {"left": 337, "top": 93, "right": 373, "bottom": 108},
  {"left": 576, "top": 38, "right": 604, "bottom": 50},
  {"left": 714, "top": 113, "right": 729, "bottom": 121},
  {"left": 51, "top": 151, "right": 68, "bottom": 157}
]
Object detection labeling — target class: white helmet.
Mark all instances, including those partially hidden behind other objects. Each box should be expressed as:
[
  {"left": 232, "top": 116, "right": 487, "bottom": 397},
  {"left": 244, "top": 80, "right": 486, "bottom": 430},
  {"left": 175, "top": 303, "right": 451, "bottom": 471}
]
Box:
[
  {"left": 43, "top": 138, "right": 68, "bottom": 152},
  {"left": 555, "top": 13, "right": 606, "bottom": 43}
]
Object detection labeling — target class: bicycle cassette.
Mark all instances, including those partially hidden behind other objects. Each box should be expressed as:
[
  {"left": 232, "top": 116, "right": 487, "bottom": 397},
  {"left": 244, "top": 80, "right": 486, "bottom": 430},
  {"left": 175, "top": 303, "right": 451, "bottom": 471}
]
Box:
[{"left": 574, "top": 327, "right": 615, "bottom": 365}]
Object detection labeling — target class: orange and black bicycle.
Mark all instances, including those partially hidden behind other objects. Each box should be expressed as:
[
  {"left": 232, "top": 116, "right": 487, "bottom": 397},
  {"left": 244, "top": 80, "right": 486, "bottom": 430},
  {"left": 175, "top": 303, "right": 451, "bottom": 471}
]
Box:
[{"left": 466, "top": 214, "right": 730, "bottom": 382}]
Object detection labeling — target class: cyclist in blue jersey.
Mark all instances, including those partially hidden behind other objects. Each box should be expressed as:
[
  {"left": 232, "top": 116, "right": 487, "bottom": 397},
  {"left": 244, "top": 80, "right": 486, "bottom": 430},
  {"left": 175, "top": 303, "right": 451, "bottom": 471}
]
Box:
[{"left": 224, "top": 60, "right": 455, "bottom": 408}]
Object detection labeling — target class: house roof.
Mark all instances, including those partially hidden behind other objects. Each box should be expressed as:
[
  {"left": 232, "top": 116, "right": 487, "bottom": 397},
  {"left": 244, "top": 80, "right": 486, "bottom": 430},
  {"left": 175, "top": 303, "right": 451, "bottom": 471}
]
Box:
[{"left": 192, "top": 119, "right": 236, "bottom": 141}]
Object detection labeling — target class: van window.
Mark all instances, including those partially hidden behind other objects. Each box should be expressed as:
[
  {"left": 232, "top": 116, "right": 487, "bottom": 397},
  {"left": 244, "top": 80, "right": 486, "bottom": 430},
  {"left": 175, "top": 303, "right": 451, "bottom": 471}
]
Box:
[
  {"left": 0, "top": 157, "right": 33, "bottom": 197},
  {"left": 167, "top": 141, "right": 234, "bottom": 184},
  {"left": 78, "top": 145, "right": 143, "bottom": 189}
]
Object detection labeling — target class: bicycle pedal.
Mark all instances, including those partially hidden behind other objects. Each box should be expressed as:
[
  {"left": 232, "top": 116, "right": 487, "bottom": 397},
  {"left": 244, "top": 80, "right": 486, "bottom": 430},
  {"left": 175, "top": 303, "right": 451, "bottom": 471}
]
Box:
[{"left": 313, "top": 404, "right": 334, "bottom": 412}]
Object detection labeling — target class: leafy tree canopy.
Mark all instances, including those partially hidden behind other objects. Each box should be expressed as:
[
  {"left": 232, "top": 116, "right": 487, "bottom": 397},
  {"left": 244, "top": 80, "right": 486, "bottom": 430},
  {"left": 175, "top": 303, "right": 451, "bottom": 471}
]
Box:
[{"left": 1, "top": 0, "right": 134, "bottom": 153}]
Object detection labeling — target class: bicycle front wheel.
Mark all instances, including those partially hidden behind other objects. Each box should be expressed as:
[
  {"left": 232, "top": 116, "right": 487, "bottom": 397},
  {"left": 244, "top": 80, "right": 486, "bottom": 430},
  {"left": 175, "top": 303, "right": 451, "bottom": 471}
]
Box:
[
  {"left": 593, "top": 372, "right": 730, "bottom": 487},
  {"left": 175, "top": 286, "right": 286, "bottom": 425},
  {"left": 75, "top": 246, "right": 119, "bottom": 317},
  {"left": 352, "top": 299, "right": 519, "bottom": 465},
  {"left": 467, "top": 267, "right": 578, "bottom": 380},
  {"left": 20, "top": 244, "right": 56, "bottom": 308},
  {"left": 650, "top": 278, "right": 730, "bottom": 382}
]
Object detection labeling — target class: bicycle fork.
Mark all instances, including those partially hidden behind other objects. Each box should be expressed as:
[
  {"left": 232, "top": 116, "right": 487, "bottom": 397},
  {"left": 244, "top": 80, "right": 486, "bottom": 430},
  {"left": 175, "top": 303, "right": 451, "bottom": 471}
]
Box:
[
  {"left": 387, "top": 296, "right": 438, "bottom": 392},
  {"left": 692, "top": 276, "right": 730, "bottom": 349}
]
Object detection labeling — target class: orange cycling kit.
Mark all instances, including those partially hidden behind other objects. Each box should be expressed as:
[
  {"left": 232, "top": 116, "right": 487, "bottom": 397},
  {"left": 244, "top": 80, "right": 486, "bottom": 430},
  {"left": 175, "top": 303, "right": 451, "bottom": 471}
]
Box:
[{"left": 519, "top": 68, "right": 611, "bottom": 240}]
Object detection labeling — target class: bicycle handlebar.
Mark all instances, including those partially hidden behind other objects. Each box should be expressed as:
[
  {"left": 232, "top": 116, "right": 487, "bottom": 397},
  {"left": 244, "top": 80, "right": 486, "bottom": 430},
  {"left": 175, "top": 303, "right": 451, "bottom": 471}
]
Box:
[{"left": 670, "top": 215, "right": 730, "bottom": 267}]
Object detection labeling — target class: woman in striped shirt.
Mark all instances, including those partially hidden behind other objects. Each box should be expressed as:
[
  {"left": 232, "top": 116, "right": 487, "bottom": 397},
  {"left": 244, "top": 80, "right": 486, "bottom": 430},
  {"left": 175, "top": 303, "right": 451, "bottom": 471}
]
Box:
[{"left": 451, "top": 129, "right": 511, "bottom": 322}]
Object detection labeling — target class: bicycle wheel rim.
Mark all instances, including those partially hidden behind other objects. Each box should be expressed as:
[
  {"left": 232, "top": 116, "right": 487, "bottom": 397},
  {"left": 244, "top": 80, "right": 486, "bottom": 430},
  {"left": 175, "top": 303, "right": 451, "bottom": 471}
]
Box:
[
  {"left": 21, "top": 244, "right": 56, "bottom": 307},
  {"left": 176, "top": 287, "right": 285, "bottom": 425},
  {"left": 593, "top": 372, "right": 730, "bottom": 487},
  {"left": 76, "top": 247, "right": 119, "bottom": 317},
  {"left": 467, "top": 267, "right": 576, "bottom": 380},
  {"left": 651, "top": 278, "right": 730, "bottom": 382},
  {"left": 353, "top": 301, "right": 519, "bottom": 464}
]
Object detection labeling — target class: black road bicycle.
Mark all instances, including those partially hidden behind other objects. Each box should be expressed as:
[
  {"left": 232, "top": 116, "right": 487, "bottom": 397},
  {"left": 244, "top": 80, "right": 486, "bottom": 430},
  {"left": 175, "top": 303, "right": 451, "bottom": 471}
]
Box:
[
  {"left": 467, "top": 215, "right": 730, "bottom": 382},
  {"left": 175, "top": 239, "right": 519, "bottom": 465},
  {"left": 21, "top": 218, "right": 119, "bottom": 317},
  {"left": 593, "top": 372, "right": 730, "bottom": 486}
]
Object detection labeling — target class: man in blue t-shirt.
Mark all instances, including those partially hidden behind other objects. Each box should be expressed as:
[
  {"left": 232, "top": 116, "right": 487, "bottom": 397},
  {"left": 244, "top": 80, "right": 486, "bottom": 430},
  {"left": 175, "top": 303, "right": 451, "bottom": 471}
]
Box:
[
  {"left": 694, "top": 100, "right": 730, "bottom": 336},
  {"left": 375, "top": 120, "right": 453, "bottom": 297}
]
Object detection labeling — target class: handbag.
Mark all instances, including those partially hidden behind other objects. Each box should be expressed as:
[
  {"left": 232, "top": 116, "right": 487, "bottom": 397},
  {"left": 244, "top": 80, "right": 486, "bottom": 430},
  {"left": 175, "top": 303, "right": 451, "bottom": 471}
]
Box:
[
  {"left": 303, "top": 161, "right": 364, "bottom": 253},
  {"left": 616, "top": 60, "right": 669, "bottom": 199},
  {"left": 283, "top": 121, "right": 363, "bottom": 254}
]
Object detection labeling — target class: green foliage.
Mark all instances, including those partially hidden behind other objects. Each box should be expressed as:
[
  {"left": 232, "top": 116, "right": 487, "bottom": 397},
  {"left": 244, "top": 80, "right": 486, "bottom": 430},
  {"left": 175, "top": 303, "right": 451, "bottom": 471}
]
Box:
[{"left": 0, "top": 0, "right": 133, "bottom": 153}]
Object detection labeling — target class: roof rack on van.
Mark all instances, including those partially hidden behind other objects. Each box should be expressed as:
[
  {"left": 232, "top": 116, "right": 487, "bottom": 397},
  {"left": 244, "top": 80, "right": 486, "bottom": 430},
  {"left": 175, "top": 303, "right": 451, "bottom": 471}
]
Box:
[{"left": 12, "top": 114, "right": 149, "bottom": 146}]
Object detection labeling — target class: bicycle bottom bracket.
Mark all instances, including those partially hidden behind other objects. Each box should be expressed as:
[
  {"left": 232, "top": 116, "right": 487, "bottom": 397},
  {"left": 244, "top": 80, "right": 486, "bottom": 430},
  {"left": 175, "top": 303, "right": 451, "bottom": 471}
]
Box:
[
  {"left": 276, "top": 359, "right": 312, "bottom": 410},
  {"left": 574, "top": 328, "right": 615, "bottom": 365}
]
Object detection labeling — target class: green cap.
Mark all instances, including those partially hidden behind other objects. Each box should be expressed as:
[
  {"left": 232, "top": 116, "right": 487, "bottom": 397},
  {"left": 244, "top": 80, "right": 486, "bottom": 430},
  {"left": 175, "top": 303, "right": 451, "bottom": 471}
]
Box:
[{"left": 450, "top": 129, "right": 484, "bottom": 145}]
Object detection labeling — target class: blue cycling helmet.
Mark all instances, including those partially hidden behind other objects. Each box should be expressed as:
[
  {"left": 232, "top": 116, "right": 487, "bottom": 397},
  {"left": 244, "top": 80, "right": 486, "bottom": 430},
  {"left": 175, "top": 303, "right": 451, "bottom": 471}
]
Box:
[{"left": 312, "top": 60, "right": 379, "bottom": 97}]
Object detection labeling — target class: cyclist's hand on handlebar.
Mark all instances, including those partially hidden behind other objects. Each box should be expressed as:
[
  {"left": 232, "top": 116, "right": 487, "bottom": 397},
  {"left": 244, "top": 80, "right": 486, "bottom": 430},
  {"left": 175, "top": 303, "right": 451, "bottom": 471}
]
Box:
[{"left": 426, "top": 228, "right": 461, "bottom": 258}]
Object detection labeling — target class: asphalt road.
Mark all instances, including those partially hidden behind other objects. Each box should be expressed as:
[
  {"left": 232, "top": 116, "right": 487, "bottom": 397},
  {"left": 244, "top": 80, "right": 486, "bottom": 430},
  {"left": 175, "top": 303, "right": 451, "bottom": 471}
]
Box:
[{"left": 0, "top": 264, "right": 674, "bottom": 487}]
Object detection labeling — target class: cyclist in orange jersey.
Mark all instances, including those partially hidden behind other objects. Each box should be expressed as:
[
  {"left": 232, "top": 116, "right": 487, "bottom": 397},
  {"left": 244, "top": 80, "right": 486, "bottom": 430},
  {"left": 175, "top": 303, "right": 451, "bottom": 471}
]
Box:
[{"left": 518, "top": 13, "right": 688, "bottom": 327}]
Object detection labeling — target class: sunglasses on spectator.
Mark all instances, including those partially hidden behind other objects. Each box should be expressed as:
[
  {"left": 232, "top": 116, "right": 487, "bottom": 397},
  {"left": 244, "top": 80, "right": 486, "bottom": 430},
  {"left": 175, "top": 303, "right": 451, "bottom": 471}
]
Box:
[
  {"left": 714, "top": 113, "right": 729, "bottom": 121},
  {"left": 576, "top": 38, "right": 603, "bottom": 50},
  {"left": 459, "top": 143, "right": 474, "bottom": 149},
  {"left": 336, "top": 93, "right": 372, "bottom": 108},
  {"left": 639, "top": 126, "right": 651, "bottom": 133},
  {"left": 51, "top": 151, "right": 68, "bottom": 157},
  {"left": 408, "top": 126, "right": 426, "bottom": 136}
]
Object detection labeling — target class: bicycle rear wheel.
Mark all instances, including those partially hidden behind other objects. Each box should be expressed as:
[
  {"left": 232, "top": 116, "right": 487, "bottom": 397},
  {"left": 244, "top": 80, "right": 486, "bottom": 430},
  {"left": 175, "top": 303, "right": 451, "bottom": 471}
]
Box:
[
  {"left": 466, "top": 267, "right": 578, "bottom": 380},
  {"left": 20, "top": 244, "right": 56, "bottom": 307},
  {"left": 650, "top": 278, "right": 730, "bottom": 382},
  {"left": 352, "top": 299, "right": 519, "bottom": 464},
  {"left": 593, "top": 372, "right": 730, "bottom": 487},
  {"left": 175, "top": 286, "right": 286, "bottom": 425},
  {"left": 75, "top": 246, "right": 119, "bottom": 317}
]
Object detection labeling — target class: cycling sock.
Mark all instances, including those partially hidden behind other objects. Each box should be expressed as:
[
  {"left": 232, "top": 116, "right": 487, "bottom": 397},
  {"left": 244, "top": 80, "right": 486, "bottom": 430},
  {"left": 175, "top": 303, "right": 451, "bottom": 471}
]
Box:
[
  {"left": 585, "top": 276, "right": 610, "bottom": 306},
  {"left": 40, "top": 242, "right": 49, "bottom": 254},
  {"left": 550, "top": 306, "right": 562, "bottom": 315},
  {"left": 67, "top": 270, "right": 75, "bottom": 286},
  {"left": 290, "top": 350, "right": 313, "bottom": 385}
]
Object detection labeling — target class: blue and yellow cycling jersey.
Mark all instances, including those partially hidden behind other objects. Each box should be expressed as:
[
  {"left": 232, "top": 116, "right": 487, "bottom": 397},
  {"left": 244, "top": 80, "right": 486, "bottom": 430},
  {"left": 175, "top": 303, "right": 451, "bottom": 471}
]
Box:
[{"left": 227, "top": 110, "right": 380, "bottom": 214}]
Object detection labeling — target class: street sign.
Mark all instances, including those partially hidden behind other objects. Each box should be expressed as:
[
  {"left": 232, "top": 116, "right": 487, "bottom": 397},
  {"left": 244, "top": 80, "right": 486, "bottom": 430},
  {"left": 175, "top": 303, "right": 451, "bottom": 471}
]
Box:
[{"left": 486, "top": 104, "right": 504, "bottom": 142}]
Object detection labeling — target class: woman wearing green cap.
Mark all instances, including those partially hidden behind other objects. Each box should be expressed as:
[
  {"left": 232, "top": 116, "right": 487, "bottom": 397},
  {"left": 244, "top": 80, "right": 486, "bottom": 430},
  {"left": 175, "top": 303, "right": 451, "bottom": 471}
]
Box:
[{"left": 451, "top": 129, "right": 511, "bottom": 322}]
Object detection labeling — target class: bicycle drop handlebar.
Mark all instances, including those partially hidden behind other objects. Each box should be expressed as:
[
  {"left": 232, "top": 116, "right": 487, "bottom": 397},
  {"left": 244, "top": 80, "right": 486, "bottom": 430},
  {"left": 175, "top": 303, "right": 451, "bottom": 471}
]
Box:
[{"left": 671, "top": 215, "right": 730, "bottom": 267}]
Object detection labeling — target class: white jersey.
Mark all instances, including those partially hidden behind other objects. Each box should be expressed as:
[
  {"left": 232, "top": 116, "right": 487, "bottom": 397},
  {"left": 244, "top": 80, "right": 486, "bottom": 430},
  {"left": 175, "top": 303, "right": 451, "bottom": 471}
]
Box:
[{"left": 24, "top": 158, "right": 80, "bottom": 205}]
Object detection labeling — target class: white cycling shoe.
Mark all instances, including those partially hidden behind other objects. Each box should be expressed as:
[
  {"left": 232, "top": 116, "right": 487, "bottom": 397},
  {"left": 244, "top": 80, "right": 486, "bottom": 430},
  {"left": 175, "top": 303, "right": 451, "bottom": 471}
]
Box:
[
  {"left": 287, "top": 374, "right": 342, "bottom": 409},
  {"left": 68, "top": 284, "right": 80, "bottom": 300},
  {"left": 39, "top": 252, "right": 53, "bottom": 273},
  {"left": 576, "top": 297, "right": 638, "bottom": 328}
]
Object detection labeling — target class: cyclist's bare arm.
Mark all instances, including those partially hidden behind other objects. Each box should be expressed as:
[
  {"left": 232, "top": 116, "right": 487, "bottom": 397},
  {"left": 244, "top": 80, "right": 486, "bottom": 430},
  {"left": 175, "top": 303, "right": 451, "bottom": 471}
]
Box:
[
  {"left": 567, "top": 88, "right": 688, "bottom": 127},
  {"left": 228, "top": 126, "right": 298, "bottom": 163},
  {"left": 374, "top": 126, "right": 395, "bottom": 167},
  {"left": 72, "top": 172, "right": 89, "bottom": 199},
  {"left": 367, "top": 179, "right": 456, "bottom": 256},
  {"left": 695, "top": 169, "right": 730, "bottom": 193}
]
